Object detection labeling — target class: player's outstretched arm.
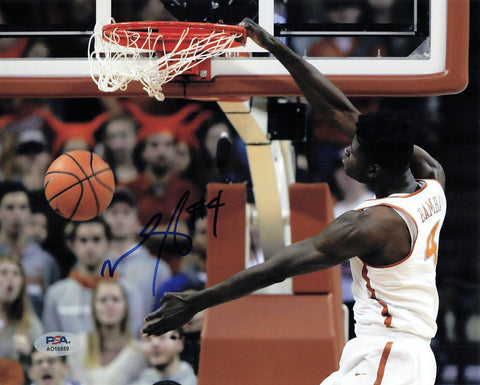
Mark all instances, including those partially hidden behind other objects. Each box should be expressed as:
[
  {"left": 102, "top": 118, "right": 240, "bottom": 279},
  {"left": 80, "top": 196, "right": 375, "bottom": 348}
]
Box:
[
  {"left": 239, "top": 18, "right": 360, "bottom": 138},
  {"left": 141, "top": 209, "right": 396, "bottom": 336},
  {"left": 411, "top": 145, "right": 446, "bottom": 189}
]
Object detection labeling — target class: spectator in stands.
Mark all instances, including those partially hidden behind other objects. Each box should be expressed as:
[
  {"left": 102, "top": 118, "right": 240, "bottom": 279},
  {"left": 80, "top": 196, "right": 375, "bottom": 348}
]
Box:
[
  {"left": 173, "top": 106, "right": 212, "bottom": 187},
  {"left": 11, "top": 125, "right": 52, "bottom": 192},
  {"left": 119, "top": 105, "right": 201, "bottom": 229},
  {"left": 0, "top": 105, "right": 74, "bottom": 277},
  {"left": 365, "top": 0, "right": 426, "bottom": 57},
  {"left": 136, "top": 0, "right": 178, "bottom": 22},
  {"left": 0, "top": 103, "right": 54, "bottom": 193},
  {"left": 308, "top": 0, "right": 384, "bottom": 58},
  {"left": 42, "top": 217, "right": 144, "bottom": 337},
  {"left": 25, "top": 208, "right": 49, "bottom": 247},
  {"left": 0, "top": 181, "right": 60, "bottom": 316},
  {"left": 27, "top": 350, "right": 83, "bottom": 385},
  {"left": 152, "top": 214, "right": 207, "bottom": 308},
  {"left": 23, "top": 38, "right": 50, "bottom": 58},
  {"left": 103, "top": 190, "right": 171, "bottom": 315},
  {"left": 0, "top": 254, "right": 43, "bottom": 368},
  {"left": 68, "top": 280, "right": 147, "bottom": 385},
  {"left": 150, "top": 213, "right": 208, "bottom": 375},
  {"left": 178, "top": 289, "right": 204, "bottom": 375},
  {"left": 195, "top": 114, "right": 251, "bottom": 196},
  {"left": 35, "top": 107, "right": 111, "bottom": 155},
  {"left": 0, "top": 6, "right": 29, "bottom": 58},
  {"left": 100, "top": 113, "right": 140, "bottom": 184},
  {"left": 132, "top": 328, "right": 197, "bottom": 385}
]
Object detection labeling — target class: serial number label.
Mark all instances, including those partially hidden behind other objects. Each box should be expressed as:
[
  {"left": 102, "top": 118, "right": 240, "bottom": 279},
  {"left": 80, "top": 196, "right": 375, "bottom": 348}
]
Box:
[{"left": 46, "top": 346, "right": 70, "bottom": 352}]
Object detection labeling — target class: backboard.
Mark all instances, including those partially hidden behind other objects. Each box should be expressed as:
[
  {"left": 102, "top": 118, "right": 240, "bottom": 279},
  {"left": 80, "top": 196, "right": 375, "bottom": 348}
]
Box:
[{"left": 0, "top": 0, "right": 469, "bottom": 99}]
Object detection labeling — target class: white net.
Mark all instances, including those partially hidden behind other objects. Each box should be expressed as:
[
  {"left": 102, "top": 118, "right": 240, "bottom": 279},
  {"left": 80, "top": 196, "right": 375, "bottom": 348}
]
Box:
[{"left": 88, "top": 21, "right": 244, "bottom": 101}]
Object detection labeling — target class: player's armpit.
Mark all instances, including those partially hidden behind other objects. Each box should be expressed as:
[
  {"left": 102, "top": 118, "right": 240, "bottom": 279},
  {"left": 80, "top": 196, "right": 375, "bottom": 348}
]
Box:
[
  {"left": 315, "top": 209, "right": 383, "bottom": 258},
  {"left": 311, "top": 206, "right": 409, "bottom": 267},
  {"left": 267, "top": 209, "right": 384, "bottom": 278}
]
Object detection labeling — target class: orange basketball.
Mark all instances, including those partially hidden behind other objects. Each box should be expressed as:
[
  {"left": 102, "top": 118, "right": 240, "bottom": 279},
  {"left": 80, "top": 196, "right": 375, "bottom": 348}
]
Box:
[{"left": 44, "top": 150, "right": 115, "bottom": 221}]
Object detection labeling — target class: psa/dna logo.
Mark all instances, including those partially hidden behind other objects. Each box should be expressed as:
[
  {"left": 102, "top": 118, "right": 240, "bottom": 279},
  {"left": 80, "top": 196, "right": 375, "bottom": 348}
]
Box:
[
  {"left": 34, "top": 332, "right": 82, "bottom": 356},
  {"left": 46, "top": 335, "right": 69, "bottom": 345}
]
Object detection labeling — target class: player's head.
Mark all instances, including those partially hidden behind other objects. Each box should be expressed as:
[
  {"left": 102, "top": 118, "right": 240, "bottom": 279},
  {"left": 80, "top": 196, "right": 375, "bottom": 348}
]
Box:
[{"left": 343, "top": 110, "right": 415, "bottom": 183}]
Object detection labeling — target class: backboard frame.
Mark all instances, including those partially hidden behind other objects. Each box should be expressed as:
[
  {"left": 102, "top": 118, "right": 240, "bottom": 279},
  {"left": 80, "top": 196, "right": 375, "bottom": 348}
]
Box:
[{"left": 0, "top": 0, "right": 469, "bottom": 98}]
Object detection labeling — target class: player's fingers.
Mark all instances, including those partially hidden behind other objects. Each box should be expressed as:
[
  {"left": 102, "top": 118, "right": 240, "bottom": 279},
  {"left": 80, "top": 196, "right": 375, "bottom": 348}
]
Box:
[
  {"left": 239, "top": 18, "right": 254, "bottom": 29},
  {"left": 144, "top": 307, "right": 162, "bottom": 322},
  {"left": 142, "top": 321, "right": 168, "bottom": 336},
  {"left": 159, "top": 292, "right": 174, "bottom": 305}
]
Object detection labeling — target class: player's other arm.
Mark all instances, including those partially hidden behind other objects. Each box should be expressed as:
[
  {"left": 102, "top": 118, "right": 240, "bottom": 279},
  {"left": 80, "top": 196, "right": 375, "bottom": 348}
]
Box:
[
  {"left": 411, "top": 145, "right": 446, "bottom": 189},
  {"left": 142, "top": 210, "right": 386, "bottom": 336},
  {"left": 240, "top": 18, "right": 360, "bottom": 138}
]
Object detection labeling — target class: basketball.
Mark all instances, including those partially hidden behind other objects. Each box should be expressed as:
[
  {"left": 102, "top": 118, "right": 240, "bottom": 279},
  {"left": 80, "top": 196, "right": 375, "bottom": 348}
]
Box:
[{"left": 44, "top": 150, "right": 115, "bottom": 221}]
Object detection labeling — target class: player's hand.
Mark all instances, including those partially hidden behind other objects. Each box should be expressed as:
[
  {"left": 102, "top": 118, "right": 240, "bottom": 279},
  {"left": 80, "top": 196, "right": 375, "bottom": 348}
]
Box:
[
  {"left": 142, "top": 292, "right": 197, "bottom": 336},
  {"left": 239, "top": 18, "right": 272, "bottom": 48}
]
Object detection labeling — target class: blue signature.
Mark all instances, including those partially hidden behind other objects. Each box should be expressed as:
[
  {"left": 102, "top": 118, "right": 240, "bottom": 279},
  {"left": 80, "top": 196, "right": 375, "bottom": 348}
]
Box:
[{"left": 101, "top": 190, "right": 225, "bottom": 297}]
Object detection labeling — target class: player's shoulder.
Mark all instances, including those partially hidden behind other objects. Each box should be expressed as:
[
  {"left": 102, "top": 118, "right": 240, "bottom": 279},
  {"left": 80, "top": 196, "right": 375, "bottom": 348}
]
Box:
[
  {"left": 348, "top": 204, "right": 402, "bottom": 221},
  {"left": 343, "top": 205, "right": 405, "bottom": 235},
  {"left": 330, "top": 206, "right": 401, "bottom": 244}
]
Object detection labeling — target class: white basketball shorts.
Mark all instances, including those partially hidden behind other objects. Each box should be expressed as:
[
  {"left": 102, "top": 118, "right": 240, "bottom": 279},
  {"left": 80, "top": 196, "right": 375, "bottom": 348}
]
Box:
[{"left": 320, "top": 329, "right": 436, "bottom": 385}]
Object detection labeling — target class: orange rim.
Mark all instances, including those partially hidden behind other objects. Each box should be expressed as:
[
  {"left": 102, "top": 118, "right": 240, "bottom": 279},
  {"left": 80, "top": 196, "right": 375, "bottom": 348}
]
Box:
[{"left": 101, "top": 21, "right": 246, "bottom": 52}]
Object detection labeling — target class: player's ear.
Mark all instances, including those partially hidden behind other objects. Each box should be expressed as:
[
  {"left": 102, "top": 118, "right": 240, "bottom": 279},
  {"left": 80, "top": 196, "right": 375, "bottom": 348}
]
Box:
[{"left": 367, "top": 164, "right": 381, "bottom": 179}]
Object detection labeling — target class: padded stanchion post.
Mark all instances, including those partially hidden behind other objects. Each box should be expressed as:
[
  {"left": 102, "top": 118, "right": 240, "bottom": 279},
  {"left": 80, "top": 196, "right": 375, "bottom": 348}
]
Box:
[
  {"left": 205, "top": 183, "right": 247, "bottom": 287},
  {"left": 289, "top": 182, "right": 345, "bottom": 367},
  {"left": 289, "top": 183, "right": 342, "bottom": 295}
]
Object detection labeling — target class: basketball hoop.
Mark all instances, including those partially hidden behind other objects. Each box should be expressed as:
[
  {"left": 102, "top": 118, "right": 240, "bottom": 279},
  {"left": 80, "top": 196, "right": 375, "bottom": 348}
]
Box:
[{"left": 88, "top": 21, "right": 246, "bottom": 101}]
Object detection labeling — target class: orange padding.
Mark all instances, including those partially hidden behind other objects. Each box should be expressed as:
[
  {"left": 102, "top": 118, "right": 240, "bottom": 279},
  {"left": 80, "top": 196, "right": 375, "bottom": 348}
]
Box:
[
  {"left": 206, "top": 183, "right": 246, "bottom": 287},
  {"left": 290, "top": 183, "right": 341, "bottom": 295},
  {"left": 200, "top": 183, "right": 344, "bottom": 385},
  {"left": 199, "top": 295, "right": 343, "bottom": 385}
]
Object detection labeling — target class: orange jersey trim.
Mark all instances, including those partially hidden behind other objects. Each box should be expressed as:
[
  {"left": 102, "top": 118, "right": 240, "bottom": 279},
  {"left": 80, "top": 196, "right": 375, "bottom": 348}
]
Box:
[
  {"left": 374, "top": 341, "right": 393, "bottom": 385},
  {"left": 357, "top": 202, "right": 419, "bottom": 269},
  {"left": 361, "top": 262, "right": 392, "bottom": 327}
]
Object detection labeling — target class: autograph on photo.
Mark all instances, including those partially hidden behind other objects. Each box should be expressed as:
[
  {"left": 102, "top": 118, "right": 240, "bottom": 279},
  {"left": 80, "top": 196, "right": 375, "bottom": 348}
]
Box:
[{"left": 101, "top": 190, "right": 225, "bottom": 296}]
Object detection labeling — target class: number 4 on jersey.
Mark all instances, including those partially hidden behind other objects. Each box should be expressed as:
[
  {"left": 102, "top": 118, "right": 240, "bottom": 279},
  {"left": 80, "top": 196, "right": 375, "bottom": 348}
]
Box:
[{"left": 426, "top": 221, "right": 440, "bottom": 265}]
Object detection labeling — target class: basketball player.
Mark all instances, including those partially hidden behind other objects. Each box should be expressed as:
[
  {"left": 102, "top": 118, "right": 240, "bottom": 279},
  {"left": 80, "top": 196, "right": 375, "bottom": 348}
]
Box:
[{"left": 142, "top": 18, "right": 446, "bottom": 384}]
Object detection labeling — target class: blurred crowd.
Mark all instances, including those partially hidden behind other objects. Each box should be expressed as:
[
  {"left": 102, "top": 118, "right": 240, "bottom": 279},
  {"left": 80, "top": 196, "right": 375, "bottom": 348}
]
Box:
[{"left": 0, "top": 96, "right": 255, "bottom": 385}]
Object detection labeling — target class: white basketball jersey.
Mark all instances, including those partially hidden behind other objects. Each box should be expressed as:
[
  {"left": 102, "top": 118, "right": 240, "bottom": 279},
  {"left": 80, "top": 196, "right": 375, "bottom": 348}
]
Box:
[{"left": 350, "top": 179, "right": 446, "bottom": 339}]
